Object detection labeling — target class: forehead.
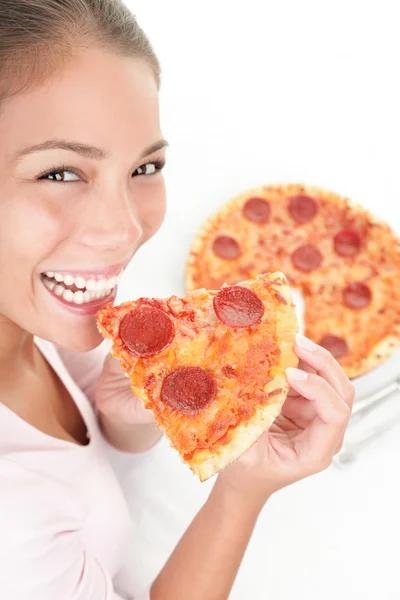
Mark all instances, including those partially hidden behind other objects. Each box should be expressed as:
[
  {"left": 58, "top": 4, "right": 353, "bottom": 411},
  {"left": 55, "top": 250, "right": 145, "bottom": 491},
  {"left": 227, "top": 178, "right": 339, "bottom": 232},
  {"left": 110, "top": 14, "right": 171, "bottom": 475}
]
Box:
[{"left": 0, "top": 48, "right": 161, "bottom": 159}]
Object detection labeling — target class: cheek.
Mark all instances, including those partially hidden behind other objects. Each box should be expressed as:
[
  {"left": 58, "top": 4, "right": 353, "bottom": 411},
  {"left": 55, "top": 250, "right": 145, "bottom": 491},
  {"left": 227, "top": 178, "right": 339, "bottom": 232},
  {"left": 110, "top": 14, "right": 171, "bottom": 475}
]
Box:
[
  {"left": 0, "top": 193, "right": 71, "bottom": 273},
  {"left": 137, "top": 179, "right": 167, "bottom": 239}
]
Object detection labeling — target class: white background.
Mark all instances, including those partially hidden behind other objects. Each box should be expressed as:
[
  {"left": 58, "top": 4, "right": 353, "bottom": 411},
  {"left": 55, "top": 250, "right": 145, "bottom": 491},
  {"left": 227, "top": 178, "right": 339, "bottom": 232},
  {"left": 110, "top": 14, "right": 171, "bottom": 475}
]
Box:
[{"left": 113, "top": 2, "right": 400, "bottom": 599}]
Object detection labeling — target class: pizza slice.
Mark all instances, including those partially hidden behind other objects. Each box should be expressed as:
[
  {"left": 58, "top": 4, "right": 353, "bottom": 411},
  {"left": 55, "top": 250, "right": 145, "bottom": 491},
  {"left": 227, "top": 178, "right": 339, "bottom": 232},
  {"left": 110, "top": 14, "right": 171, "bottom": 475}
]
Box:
[{"left": 96, "top": 272, "right": 299, "bottom": 481}]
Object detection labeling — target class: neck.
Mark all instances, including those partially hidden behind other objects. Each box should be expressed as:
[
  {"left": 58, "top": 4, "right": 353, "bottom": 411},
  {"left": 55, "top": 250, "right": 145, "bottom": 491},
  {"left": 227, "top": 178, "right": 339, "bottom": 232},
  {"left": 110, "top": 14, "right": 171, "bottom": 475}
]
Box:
[{"left": 0, "top": 313, "right": 36, "bottom": 374}]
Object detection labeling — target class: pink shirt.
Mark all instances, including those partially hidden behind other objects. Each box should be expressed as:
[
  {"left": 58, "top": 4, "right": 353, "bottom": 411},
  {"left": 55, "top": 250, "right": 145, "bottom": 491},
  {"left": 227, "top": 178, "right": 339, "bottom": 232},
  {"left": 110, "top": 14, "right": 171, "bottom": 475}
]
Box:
[{"left": 0, "top": 338, "right": 151, "bottom": 600}]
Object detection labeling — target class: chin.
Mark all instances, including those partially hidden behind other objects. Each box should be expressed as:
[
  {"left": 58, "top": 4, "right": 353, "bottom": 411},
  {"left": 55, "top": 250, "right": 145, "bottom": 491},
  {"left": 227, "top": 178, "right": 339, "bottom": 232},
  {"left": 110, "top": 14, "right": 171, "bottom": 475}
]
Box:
[
  {"left": 34, "top": 278, "right": 119, "bottom": 351},
  {"left": 42, "top": 321, "right": 105, "bottom": 353}
]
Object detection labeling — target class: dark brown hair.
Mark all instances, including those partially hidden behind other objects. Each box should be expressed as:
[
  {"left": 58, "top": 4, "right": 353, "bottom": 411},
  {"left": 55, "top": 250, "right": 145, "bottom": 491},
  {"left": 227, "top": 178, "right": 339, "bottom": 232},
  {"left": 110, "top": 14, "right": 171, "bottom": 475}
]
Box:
[{"left": 0, "top": 0, "right": 160, "bottom": 110}]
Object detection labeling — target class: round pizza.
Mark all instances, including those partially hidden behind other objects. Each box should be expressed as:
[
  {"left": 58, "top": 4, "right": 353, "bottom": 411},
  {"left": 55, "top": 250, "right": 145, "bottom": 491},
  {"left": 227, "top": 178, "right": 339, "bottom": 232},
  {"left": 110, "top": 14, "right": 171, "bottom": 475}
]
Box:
[
  {"left": 186, "top": 184, "right": 400, "bottom": 379},
  {"left": 97, "top": 272, "right": 298, "bottom": 481}
]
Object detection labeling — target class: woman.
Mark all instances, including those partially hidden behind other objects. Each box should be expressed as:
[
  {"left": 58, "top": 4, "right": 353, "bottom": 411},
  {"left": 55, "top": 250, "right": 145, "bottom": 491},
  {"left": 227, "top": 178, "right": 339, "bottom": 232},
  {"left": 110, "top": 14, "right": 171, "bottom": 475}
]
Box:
[{"left": 0, "top": 1, "right": 354, "bottom": 599}]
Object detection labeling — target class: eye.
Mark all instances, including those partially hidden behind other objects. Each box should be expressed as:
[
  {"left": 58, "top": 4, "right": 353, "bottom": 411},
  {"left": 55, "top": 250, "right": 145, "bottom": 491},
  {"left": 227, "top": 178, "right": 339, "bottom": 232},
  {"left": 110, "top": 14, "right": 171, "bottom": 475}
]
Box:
[
  {"left": 37, "top": 167, "right": 80, "bottom": 182},
  {"left": 133, "top": 159, "right": 165, "bottom": 177}
]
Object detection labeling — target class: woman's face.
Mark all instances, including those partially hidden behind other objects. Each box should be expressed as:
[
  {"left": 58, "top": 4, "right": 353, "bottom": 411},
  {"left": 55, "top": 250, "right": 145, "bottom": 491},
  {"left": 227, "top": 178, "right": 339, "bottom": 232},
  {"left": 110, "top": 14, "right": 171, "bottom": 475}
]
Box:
[{"left": 0, "top": 48, "right": 166, "bottom": 351}]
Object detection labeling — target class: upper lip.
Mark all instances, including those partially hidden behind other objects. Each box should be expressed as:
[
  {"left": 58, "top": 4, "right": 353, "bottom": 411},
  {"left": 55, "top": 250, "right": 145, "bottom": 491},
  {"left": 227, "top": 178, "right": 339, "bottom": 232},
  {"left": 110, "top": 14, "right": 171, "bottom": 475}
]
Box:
[{"left": 41, "top": 262, "right": 128, "bottom": 279}]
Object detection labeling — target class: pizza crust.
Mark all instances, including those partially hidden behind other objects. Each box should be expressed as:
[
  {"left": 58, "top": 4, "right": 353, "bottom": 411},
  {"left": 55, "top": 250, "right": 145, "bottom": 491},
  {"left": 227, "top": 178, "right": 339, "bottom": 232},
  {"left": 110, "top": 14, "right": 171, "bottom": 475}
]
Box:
[
  {"left": 189, "top": 391, "right": 284, "bottom": 480},
  {"left": 188, "top": 271, "right": 299, "bottom": 481},
  {"left": 345, "top": 335, "right": 400, "bottom": 380},
  {"left": 188, "top": 373, "right": 289, "bottom": 481}
]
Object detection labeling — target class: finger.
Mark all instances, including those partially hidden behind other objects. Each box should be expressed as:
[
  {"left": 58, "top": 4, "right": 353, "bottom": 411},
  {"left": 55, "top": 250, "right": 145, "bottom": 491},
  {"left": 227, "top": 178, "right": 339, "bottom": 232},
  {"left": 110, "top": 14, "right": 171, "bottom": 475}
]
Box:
[
  {"left": 286, "top": 368, "right": 350, "bottom": 424},
  {"left": 281, "top": 395, "right": 317, "bottom": 426},
  {"left": 334, "top": 435, "right": 345, "bottom": 454},
  {"left": 294, "top": 334, "right": 355, "bottom": 407},
  {"left": 287, "top": 359, "right": 316, "bottom": 397},
  {"left": 286, "top": 368, "right": 351, "bottom": 459},
  {"left": 103, "top": 354, "right": 130, "bottom": 378}
]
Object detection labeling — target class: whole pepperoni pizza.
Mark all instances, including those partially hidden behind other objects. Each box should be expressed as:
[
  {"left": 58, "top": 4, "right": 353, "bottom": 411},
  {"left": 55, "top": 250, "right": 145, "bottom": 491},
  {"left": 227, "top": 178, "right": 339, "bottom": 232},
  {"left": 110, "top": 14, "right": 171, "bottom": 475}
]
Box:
[
  {"left": 97, "top": 272, "right": 298, "bottom": 481},
  {"left": 186, "top": 184, "right": 400, "bottom": 379}
]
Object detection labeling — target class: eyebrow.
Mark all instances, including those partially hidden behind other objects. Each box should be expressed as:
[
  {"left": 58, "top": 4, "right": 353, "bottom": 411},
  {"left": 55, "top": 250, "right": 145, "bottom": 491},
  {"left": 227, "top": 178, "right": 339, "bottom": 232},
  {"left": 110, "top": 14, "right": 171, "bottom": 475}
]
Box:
[{"left": 15, "top": 138, "right": 169, "bottom": 161}]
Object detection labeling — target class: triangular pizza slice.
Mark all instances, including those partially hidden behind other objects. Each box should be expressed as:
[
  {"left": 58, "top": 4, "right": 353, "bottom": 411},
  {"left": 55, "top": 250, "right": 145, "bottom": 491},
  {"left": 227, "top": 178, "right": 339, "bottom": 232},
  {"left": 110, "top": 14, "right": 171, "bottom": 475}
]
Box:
[{"left": 96, "top": 272, "right": 298, "bottom": 481}]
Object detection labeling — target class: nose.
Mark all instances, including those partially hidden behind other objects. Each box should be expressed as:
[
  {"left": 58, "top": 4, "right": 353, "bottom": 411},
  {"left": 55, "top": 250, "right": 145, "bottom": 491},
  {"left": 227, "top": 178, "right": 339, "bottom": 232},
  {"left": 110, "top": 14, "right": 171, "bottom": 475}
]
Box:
[{"left": 77, "top": 186, "right": 143, "bottom": 253}]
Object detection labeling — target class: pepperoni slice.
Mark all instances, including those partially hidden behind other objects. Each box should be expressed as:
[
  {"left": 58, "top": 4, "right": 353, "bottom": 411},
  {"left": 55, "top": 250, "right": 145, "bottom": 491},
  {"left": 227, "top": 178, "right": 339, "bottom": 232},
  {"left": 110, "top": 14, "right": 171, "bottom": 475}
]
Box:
[
  {"left": 291, "top": 244, "right": 323, "bottom": 272},
  {"left": 212, "top": 235, "right": 241, "bottom": 260},
  {"left": 213, "top": 285, "right": 264, "bottom": 328},
  {"left": 288, "top": 194, "right": 318, "bottom": 224},
  {"left": 243, "top": 197, "right": 271, "bottom": 223},
  {"left": 161, "top": 367, "right": 217, "bottom": 415},
  {"left": 334, "top": 229, "right": 362, "bottom": 257},
  {"left": 120, "top": 305, "right": 174, "bottom": 357},
  {"left": 343, "top": 282, "right": 372, "bottom": 310},
  {"left": 319, "top": 335, "right": 349, "bottom": 359}
]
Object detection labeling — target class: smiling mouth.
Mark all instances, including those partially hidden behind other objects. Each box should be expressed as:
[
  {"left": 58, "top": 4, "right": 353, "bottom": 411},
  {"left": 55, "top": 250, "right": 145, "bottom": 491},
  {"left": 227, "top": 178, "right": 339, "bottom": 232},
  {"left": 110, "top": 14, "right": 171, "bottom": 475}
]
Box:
[{"left": 40, "top": 269, "right": 124, "bottom": 305}]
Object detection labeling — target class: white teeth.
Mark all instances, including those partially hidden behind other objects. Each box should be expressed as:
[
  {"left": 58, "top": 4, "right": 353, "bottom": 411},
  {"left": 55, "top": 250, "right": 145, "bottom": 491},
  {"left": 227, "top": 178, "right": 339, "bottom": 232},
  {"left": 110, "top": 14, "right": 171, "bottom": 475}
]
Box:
[
  {"left": 43, "top": 278, "right": 56, "bottom": 291},
  {"left": 96, "top": 279, "right": 109, "bottom": 291},
  {"left": 45, "top": 268, "right": 123, "bottom": 288},
  {"left": 63, "top": 289, "right": 74, "bottom": 302},
  {"left": 107, "top": 276, "right": 117, "bottom": 289},
  {"left": 63, "top": 275, "right": 74, "bottom": 286},
  {"left": 73, "top": 290, "right": 84, "bottom": 304},
  {"left": 86, "top": 280, "right": 96, "bottom": 291},
  {"left": 42, "top": 267, "right": 123, "bottom": 305},
  {"left": 54, "top": 284, "right": 64, "bottom": 296},
  {"left": 85, "top": 278, "right": 112, "bottom": 292},
  {"left": 75, "top": 276, "right": 86, "bottom": 289}
]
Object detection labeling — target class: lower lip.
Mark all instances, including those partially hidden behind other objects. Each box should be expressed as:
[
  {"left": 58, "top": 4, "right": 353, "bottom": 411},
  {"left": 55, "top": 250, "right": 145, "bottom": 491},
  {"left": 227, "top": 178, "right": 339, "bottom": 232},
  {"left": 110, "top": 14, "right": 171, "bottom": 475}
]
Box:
[{"left": 42, "top": 282, "right": 118, "bottom": 316}]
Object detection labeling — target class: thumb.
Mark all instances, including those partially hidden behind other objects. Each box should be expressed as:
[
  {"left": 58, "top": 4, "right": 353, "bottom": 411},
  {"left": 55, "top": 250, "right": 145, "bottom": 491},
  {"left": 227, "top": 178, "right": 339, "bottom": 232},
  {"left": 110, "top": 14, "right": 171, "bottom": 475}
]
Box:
[{"left": 102, "top": 353, "right": 129, "bottom": 377}]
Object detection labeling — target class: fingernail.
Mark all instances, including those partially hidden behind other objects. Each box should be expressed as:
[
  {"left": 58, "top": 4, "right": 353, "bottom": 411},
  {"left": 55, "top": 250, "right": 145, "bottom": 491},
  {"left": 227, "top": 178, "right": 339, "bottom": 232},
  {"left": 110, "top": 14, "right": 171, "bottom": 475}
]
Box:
[
  {"left": 286, "top": 367, "right": 308, "bottom": 381},
  {"left": 296, "top": 334, "right": 317, "bottom": 352}
]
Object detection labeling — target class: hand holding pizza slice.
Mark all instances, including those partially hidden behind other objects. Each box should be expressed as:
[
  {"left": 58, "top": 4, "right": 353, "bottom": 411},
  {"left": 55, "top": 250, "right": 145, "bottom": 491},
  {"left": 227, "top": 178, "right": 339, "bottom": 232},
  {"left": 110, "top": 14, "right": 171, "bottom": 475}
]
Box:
[
  {"left": 218, "top": 337, "right": 354, "bottom": 504},
  {"left": 97, "top": 273, "right": 351, "bottom": 484},
  {"left": 97, "top": 272, "right": 300, "bottom": 480}
]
